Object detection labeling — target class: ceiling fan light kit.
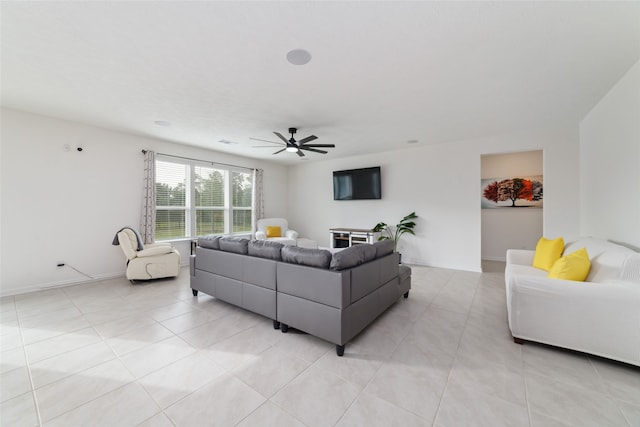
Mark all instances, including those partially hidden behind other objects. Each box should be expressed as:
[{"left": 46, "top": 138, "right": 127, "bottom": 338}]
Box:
[{"left": 251, "top": 127, "right": 336, "bottom": 158}]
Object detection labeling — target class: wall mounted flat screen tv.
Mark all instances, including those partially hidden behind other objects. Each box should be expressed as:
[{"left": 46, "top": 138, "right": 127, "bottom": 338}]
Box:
[{"left": 333, "top": 166, "right": 381, "bottom": 200}]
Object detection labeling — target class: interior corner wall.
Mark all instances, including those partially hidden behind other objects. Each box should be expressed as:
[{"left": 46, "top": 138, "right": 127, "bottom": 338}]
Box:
[
  {"left": 0, "top": 108, "right": 288, "bottom": 296},
  {"left": 481, "top": 151, "right": 544, "bottom": 261},
  {"left": 286, "top": 128, "right": 579, "bottom": 272},
  {"left": 579, "top": 60, "right": 640, "bottom": 249}
]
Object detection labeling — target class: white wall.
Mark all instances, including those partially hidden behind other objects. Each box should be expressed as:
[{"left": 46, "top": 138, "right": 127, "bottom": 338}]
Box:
[
  {"left": 481, "top": 151, "right": 543, "bottom": 261},
  {"left": 0, "top": 108, "right": 288, "bottom": 296},
  {"left": 580, "top": 60, "right": 640, "bottom": 249},
  {"left": 287, "top": 128, "right": 580, "bottom": 272}
]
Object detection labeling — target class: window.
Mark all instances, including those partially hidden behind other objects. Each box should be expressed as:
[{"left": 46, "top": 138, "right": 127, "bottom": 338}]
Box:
[
  {"left": 155, "top": 160, "right": 189, "bottom": 240},
  {"left": 232, "top": 171, "right": 253, "bottom": 233},
  {"left": 155, "top": 156, "right": 253, "bottom": 240}
]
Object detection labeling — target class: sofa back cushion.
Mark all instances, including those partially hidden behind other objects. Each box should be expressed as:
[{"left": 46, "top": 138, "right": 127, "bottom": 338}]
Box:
[
  {"left": 248, "top": 240, "right": 283, "bottom": 261},
  {"left": 373, "top": 240, "right": 394, "bottom": 258},
  {"left": 330, "top": 244, "right": 376, "bottom": 271},
  {"left": 565, "top": 237, "right": 637, "bottom": 282},
  {"left": 281, "top": 245, "right": 332, "bottom": 269},
  {"left": 219, "top": 237, "right": 249, "bottom": 254},
  {"left": 620, "top": 254, "right": 640, "bottom": 282},
  {"left": 198, "top": 234, "right": 222, "bottom": 250}
]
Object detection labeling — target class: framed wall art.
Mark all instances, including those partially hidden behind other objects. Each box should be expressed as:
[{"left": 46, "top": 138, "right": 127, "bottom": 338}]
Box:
[{"left": 481, "top": 175, "right": 543, "bottom": 209}]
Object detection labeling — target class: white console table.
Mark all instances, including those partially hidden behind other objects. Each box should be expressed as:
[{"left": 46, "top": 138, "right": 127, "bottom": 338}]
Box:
[{"left": 329, "top": 228, "right": 379, "bottom": 249}]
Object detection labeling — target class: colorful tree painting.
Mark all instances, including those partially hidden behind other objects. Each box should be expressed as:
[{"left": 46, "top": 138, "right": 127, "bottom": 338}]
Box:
[{"left": 482, "top": 176, "right": 543, "bottom": 208}]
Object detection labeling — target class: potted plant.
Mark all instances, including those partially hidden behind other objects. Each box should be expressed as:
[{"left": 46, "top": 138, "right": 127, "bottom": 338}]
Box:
[{"left": 372, "top": 211, "right": 418, "bottom": 263}]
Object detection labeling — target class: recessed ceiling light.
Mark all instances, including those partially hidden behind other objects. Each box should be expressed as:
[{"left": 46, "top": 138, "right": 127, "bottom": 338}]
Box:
[
  {"left": 286, "top": 49, "right": 312, "bottom": 65},
  {"left": 154, "top": 120, "right": 171, "bottom": 127},
  {"left": 407, "top": 139, "right": 419, "bottom": 144}
]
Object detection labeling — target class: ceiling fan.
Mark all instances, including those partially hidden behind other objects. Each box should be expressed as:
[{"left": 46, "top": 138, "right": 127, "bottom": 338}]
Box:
[{"left": 251, "top": 127, "right": 335, "bottom": 157}]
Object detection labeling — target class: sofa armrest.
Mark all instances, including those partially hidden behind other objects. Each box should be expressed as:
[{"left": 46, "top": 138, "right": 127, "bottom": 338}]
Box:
[
  {"left": 286, "top": 229, "right": 299, "bottom": 240},
  {"left": 506, "top": 249, "right": 534, "bottom": 266},
  {"left": 137, "top": 246, "right": 174, "bottom": 257}
]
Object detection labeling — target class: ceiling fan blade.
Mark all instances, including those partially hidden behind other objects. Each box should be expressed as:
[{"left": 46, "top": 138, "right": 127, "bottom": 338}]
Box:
[
  {"left": 273, "top": 148, "right": 286, "bottom": 155},
  {"left": 297, "top": 149, "right": 305, "bottom": 157},
  {"left": 249, "top": 137, "right": 283, "bottom": 145},
  {"left": 273, "top": 132, "right": 289, "bottom": 144},
  {"left": 298, "top": 135, "right": 318, "bottom": 145},
  {"left": 299, "top": 147, "right": 328, "bottom": 154},
  {"left": 300, "top": 144, "right": 335, "bottom": 148}
]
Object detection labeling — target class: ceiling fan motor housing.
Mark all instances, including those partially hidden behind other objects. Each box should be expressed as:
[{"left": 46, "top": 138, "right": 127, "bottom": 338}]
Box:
[{"left": 288, "top": 127, "right": 297, "bottom": 142}]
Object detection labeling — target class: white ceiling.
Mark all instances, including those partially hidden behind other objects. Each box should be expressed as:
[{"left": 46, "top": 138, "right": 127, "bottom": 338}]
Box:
[{"left": 2, "top": 1, "right": 639, "bottom": 165}]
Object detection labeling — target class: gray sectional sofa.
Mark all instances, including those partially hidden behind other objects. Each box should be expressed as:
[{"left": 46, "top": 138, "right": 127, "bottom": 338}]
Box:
[{"left": 190, "top": 236, "right": 411, "bottom": 356}]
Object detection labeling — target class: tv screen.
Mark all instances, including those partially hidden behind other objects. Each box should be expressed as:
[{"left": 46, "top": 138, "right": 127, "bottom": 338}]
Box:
[{"left": 333, "top": 166, "right": 381, "bottom": 200}]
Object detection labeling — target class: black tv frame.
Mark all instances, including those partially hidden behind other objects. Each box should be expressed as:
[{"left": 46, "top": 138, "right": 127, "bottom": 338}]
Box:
[{"left": 333, "top": 166, "right": 382, "bottom": 200}]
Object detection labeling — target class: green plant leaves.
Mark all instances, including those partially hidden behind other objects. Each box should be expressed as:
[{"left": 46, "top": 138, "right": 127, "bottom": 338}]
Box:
[{"left": 371, "top": 212, "right": 418, "bottom": 252}]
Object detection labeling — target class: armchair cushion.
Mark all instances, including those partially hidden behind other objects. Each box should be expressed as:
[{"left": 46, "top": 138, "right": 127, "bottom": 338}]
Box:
[
  {"left": 266, "top": 226, "right": 282, "bottom": 238},
  {"left": 116, "top": 230, "right": 140, "bottom": 261},
  {"left": 285, "top": 229, "right": 299, "bottom": 240},
  {"left": 137, "top": 246, "right": 175, "bottom": 257}
]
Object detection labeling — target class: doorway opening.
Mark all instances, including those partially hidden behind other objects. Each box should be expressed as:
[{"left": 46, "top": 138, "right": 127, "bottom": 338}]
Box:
[{"left": 481, "top": 150, "right": 543, "bottom": 271}]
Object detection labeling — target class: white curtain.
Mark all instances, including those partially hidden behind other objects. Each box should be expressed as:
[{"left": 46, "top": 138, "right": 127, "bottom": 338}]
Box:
[
  {"left": 140, "top": 150, "right": 156, "bottom": 244},
  {"left": 252, "top": 169, "right": 264, "bottom": 232}
]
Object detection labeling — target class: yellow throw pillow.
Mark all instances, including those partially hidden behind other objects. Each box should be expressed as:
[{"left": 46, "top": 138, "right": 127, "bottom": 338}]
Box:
[
  {"left": 532, "top": 236, "right": 565, "bottom": 271},
  {"left": 266, "top": 226, "right": 282, "bottom": 238},
  {"left": 547, "top": 247, "right": 591, "bottom": 281}
]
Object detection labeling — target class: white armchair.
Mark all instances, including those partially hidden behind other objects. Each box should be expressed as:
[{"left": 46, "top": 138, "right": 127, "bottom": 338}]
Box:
[
  {"left": 255, "top": 218, "right": 298, "bottom": 246},
  {"left": 115, "top": 228, "right": 181, "bottom": 282}
]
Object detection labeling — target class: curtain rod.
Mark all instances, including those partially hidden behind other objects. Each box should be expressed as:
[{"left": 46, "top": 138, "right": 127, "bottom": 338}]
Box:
[{"left": 142, "top": 150, "right": 255, "bottom": 172}]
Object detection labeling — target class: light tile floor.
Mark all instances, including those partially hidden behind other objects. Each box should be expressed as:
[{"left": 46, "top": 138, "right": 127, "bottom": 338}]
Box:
[{"left": 1, "top": 264, "right": 639, "bottom": 426}]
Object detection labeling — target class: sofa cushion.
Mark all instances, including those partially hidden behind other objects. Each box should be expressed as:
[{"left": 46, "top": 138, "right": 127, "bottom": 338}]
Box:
[
  {"left": 330, "top": 244, "right": 376, "bottom": 271},
  {"left": 548, "top": 248, "right": 591, "bottom": 281},
  {"left": 373, "top": 240, "right": 394, "bottom": 258},
  {"left": 198, "top": 234, "right": 222, "bottom": 250},
  {"left": 533, "top": 236, "right": 564, "bottom": 271},
  {"left": 248, "top": 240, "right": 283, "bottom": 261},
  {"left": 399, "top": 265, "right": 411, "bottom": 282},
  {"left": 281, "top": 245, "right": 332, "bottom": 269},
  {"left": 219, "top": 237, "right": 249, "bottom": 254}
]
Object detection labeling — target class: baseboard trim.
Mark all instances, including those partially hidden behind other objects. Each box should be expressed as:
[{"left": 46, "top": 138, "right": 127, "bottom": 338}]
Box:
[
  {"left": 1, "top": 265, "right": 191, "bottom": 297},
  {"left": 482, "top": 256, "right": 506, "bottom": 262},
  {"left": 1, "top": 272, "right": 124, "bottom": 297}
]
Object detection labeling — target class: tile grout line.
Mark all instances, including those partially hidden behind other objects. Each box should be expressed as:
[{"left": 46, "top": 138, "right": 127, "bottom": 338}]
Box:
[
  {"left": 429, "top": 273, "right": 482, "bottom": 427},
  {"left": 587, "top": 356, "right": 634, "bottom": 427},
  {"left": 13, "top": 296, "right": 44, "bottom": 427}
]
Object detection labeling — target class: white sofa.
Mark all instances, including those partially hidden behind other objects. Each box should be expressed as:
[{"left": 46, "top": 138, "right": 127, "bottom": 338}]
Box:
[
  {"left": 255, "top": 218, "right": 299, "bottom": 246},
  {"left": 505, "top": 237, "right": 640, "bottom": 366}
]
